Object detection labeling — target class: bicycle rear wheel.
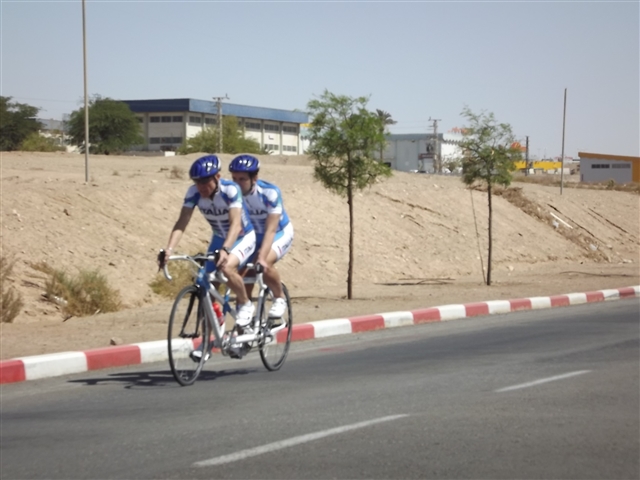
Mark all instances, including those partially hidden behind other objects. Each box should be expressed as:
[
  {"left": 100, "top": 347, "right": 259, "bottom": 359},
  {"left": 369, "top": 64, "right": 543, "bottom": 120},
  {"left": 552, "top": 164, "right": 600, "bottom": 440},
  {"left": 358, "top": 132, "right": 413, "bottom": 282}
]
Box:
[
  {"left": 259, "top": 283, "right": 292, "bottom": 371},
  {"left": 168, "top": 285, "right": 210, "bottom": 386}
]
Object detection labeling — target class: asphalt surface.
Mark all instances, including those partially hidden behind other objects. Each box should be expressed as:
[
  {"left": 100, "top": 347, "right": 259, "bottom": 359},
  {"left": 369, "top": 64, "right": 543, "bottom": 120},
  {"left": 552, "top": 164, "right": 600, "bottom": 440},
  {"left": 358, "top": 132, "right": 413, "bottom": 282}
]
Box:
[{"left": 1, "top": 300, "right": 638, "bottom": 479}]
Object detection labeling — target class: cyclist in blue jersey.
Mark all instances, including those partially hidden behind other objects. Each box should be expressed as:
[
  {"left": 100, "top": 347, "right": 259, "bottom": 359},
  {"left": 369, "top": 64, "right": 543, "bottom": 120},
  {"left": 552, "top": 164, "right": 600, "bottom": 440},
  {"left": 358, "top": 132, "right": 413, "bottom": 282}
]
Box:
[
  {"left": 228, "top": 154, "right": 294, "bottom": 318},
  {"left": 159, "top": 155, "right": 257, "bottom": 327}
]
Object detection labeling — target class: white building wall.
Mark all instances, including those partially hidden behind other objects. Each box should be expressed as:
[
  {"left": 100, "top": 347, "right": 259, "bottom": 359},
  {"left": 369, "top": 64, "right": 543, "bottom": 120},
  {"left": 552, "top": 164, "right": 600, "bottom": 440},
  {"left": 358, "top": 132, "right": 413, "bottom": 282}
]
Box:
[
  {"left": 383, "top": 137, "right": 462, "bottom": 172},
  {"left": 136, "top": 112, "right": 303, "bottom": 154},
  {"left": 580, "top": 159, "right": 632, "bottom": 183}
]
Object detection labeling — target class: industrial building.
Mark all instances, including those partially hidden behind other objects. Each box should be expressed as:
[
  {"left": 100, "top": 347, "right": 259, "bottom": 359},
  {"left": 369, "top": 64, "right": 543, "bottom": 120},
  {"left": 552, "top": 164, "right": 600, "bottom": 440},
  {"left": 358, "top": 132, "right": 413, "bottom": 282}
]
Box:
[
  {"left": 382, "top": 133, "right": 464, "bottom": 172},
  {"left": 122, "top": 98, "right": 308, "bottom": 154},
  {"left": 578, "top": 151, "right": 640, "bottom": 183}
]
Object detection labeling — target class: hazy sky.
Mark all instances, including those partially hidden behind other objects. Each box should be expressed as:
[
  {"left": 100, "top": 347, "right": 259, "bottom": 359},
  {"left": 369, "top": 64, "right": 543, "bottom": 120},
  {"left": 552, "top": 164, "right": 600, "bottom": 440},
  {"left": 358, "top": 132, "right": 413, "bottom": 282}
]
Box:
[{"left": 2, "top": 1, "right": 638, "bottom": 158}]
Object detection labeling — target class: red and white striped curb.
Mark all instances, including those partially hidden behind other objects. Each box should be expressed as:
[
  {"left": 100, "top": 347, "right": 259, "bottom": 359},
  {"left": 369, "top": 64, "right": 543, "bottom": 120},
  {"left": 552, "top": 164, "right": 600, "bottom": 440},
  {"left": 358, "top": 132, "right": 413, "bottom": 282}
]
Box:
[{"left": 1, "top": 286, "right": 638, "bottom": 385}]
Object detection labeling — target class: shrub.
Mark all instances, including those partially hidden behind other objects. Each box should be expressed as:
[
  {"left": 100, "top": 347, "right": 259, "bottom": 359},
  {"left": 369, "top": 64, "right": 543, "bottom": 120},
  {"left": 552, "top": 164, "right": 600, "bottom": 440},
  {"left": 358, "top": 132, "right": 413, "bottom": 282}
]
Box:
[
  {"left": 170, "top": 166, "right": 184, "bottom": 179},
  {"left": 31, "top": 262, "right": 121, "bottom": 316},
  {"left": 1, "top": 256, "right": 24, "bottom": 323},
  {"left": 149, "top": 261, "right": 195, "bottom": 299},
  {"left": 20, "top": 132, "right": 65, "bottom": 152}
]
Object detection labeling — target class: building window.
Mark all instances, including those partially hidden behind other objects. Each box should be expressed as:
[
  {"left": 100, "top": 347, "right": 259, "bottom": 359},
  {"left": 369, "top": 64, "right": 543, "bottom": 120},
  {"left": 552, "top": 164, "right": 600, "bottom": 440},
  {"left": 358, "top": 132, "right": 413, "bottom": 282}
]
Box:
[
  {"left": 264, "top": 143, "right": 280, "bottom": 151},
  {"left": 283, "top": 125, "right": 298, "bottom": 134},
  {"left": 611, "top": 163, "right": 631, "bottom": 169},
  {"left": 189, "top": 116, "right": 202, "bottom": 124},
  {"left": 172, "top": 116, "right": 183, "bottom": 122},
  {"left": 150, "top": 137, "right": 161, "bottom": 144},
  {"left": 136, "top": 116, "right": 144, "bottom": 123},
  {"left": 159, "top": 136, "right": 182, "bottom": 144},
  {"left": 245, "top": 121, "right": 261, "bottom": 130},
  {"left": 282, "top": 145, "right": 297, "bottom": 152},
  {"left": 592, "top": 164, "right": 610, "bottom": 169},
  {"left": 264, "top": 124, "right": 279, "bottom": 132},
  {"left": 150, "top": 116, "right": 160, "bottom": 123},
  {"left": 161, "top": 116, "right": 172, "bottom": 123},
  {"left": 205, "top": 117, "right": 217, "bottom": 125}
]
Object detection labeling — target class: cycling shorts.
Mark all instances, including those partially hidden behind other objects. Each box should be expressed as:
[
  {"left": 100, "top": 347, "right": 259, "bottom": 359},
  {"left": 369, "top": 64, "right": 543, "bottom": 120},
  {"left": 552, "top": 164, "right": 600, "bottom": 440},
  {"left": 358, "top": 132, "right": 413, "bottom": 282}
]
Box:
[
  {"left": 205, "top": 230, "right": 256, "bottom": 273},
  {"left": 256, "top": 222, "right": 294, "bottom": 262}
]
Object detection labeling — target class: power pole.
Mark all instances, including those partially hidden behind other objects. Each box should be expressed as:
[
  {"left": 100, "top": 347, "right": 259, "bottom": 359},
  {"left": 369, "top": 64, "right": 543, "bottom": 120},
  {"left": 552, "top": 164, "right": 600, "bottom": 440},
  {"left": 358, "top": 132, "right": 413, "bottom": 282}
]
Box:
[
  {"left": 560, "top": 88, "right": 567, "bottom": 195},
  {"left": 212, "top": 94, "right": 229, "bottom": 153},
  {"left": 429, "top": 117, "right": 442, "bottom": 173},
  {"left": 81, "top": 0, "right": 89, "bottom": 182},
  {"left": 525, "top": 136, "right": 529, "bottom": 176}
]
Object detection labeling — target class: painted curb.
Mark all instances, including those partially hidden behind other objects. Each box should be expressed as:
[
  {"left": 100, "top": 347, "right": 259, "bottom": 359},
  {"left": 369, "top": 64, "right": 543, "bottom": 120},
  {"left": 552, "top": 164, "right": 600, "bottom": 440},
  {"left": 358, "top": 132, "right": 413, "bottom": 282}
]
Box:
[{"left": 1, "top": 286, "right": 638, "bottom": 385}]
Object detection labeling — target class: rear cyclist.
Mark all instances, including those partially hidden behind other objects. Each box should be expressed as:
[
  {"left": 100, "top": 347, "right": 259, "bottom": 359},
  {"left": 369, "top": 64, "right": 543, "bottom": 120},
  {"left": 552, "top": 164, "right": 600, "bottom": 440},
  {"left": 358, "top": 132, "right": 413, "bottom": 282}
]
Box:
[
  {"left": 158, "top": 155, "right": 257, "bottom": 330},
  {"left": 228, "top": 154, "right": 294, "bottom": 318}
]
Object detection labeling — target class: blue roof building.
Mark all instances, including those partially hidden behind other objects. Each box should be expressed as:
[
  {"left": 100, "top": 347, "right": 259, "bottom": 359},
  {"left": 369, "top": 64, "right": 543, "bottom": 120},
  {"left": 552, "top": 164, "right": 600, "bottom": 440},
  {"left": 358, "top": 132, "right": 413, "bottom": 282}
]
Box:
[{"left": 121, "top": 98, "right": 309, "bottom": 154}]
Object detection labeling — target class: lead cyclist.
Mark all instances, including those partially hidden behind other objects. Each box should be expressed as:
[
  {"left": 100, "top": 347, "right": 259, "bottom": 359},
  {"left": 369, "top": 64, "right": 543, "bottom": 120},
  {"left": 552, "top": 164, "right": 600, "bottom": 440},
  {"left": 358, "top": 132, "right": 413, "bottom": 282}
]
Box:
[{"left": 228, "top": 154, "right": 294, "bottom": 318}]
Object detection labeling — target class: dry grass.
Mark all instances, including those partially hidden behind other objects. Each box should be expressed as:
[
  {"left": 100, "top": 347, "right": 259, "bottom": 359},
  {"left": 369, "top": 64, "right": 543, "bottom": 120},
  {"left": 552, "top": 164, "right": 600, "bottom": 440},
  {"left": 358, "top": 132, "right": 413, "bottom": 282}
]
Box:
[
  {"left": 170, "top": 166, "right": 185, "bottom": 179},
  {"left": 1, "top": 256, "right": 24, "bottom": 323},
  {"left": 513, "top": 174, "right": 640, "bottom": 194},
  {"left": 473, "top": 185, "right": 610, "bottom": 261},
  {"left": 149, "top": 261, "right": 196, "bottom": 299},
  {"left": 30, "top": 261, "right": 122, "bottom": 317}
]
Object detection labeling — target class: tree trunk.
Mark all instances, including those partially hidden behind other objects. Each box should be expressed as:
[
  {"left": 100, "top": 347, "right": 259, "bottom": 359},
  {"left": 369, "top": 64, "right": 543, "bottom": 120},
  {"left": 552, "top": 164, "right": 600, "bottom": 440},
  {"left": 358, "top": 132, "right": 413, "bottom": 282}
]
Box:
[
  {"left": 487, "top": 183, "right": 493, "bottom": 286},
  {"left": 347, "top": 162, "right": 354, "bottom": 299}
]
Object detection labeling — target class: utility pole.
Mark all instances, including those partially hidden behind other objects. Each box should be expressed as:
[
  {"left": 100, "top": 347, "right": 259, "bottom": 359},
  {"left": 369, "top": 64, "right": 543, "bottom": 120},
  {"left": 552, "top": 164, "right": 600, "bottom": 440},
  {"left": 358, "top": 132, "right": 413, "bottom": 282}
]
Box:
[
  {"left": 560, "top": 88, "right": 567, "bottom": 195},
  {"left": 428, "top": 117, "right": 442, "bottom": 173},
  {"left": 212, "top": 94, "right": 229, "bottom": 153},
  {"left": 82, "top": 0, "right": 89, "bottom": 182},
  {"left": 525, "top": 136, "right": 529, "bottom": 176}
]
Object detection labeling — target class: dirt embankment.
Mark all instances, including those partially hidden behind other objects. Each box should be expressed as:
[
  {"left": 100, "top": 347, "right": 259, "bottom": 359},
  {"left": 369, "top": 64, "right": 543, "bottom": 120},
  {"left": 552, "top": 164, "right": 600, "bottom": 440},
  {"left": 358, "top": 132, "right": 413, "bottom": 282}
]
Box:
[{"left": 1, "top": 152, "right": 638, "bottom": 359}]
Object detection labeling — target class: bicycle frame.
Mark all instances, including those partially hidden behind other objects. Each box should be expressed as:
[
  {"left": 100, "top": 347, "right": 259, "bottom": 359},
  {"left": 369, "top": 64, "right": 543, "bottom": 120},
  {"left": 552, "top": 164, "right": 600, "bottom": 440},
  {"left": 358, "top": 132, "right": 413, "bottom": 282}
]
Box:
[{"left": 163, "top": 253, "right": 279, "bottom": 355}]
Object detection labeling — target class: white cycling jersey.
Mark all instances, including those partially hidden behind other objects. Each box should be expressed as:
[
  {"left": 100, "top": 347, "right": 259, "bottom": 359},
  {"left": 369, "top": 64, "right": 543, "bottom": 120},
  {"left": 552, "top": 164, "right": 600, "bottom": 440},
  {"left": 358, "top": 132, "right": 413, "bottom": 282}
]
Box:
[
  {"left": 243, "top": 179, "right": 290, "bottom": 236},
  {"left": 183, "top": 179, "right": 254, "bottom": 238}
]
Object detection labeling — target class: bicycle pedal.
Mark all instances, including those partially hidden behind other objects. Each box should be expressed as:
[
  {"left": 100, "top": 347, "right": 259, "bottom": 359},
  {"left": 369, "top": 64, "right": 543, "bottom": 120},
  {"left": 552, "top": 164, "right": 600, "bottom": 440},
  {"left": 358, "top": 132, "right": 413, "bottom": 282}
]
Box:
[{"left": 228, "top": 340, "right": 249, "bottom": 356}]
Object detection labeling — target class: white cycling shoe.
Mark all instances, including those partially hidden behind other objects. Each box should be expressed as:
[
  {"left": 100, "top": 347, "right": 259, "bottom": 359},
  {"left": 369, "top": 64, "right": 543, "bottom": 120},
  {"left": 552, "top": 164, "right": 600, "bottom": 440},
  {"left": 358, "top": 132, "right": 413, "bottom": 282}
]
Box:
[
  {"left": 189, "top": 346, "right": 210, "bottom": 362},
  {"left": 235, "top": 302, "right": 255, "bottom": 327},
  {"left": 268, "top": 297, "right": 287, "bottom": 318}
]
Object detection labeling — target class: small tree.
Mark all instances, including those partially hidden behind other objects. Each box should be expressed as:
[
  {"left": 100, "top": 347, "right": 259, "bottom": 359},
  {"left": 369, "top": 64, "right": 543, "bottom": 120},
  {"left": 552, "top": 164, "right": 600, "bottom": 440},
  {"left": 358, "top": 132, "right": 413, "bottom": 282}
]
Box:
[
  {"left": 178, "top": 116, "right": 266, "bottom": 155},
  {"left": 459, "top": 107, "right": 522, "bottom": 285},
  {"left": 375, "top": 109, "right": 396, "bottom": 163},
  {"left": 0, "top": 96, "right": 43, "bottom": 151},
  {"left": 66, "top": 96, "right": 143, "bottom": 154},
  {"left": 307, "top": 90, "right": 392, "bottom": 299},
  {"left": 443, "top": 157, "right": 462, "bottom": 174},
  {"left": 20, "top": 132, "right": 65, "bottom": 152}
]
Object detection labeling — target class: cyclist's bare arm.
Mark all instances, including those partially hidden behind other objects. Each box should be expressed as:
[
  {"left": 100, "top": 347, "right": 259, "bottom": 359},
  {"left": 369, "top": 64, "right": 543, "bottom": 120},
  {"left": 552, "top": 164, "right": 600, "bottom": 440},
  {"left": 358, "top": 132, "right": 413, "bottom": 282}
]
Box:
[{"left": 160, "top": 207, "right": 194, "bottom": 267}]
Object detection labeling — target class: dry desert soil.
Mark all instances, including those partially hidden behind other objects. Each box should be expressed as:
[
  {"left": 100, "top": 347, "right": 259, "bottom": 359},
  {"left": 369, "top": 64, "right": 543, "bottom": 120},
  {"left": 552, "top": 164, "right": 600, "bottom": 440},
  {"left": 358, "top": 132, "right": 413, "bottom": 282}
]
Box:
[{"left": 1, "top": 151, "right": 638, "bottom": 360}]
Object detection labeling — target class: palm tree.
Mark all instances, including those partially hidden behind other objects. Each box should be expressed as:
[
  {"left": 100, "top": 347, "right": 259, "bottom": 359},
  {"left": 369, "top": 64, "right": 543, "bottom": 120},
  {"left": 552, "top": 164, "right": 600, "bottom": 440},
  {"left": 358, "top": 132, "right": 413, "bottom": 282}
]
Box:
[{"left": 375, "top": 109, "right": 396, "bottom": 163}]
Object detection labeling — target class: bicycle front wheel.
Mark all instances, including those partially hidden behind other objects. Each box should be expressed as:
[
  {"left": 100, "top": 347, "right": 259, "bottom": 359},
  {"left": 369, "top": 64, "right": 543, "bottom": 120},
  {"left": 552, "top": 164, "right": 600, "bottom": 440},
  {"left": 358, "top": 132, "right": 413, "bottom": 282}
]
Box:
[
  {"left": 168, "top": 285, "right": 210, "bottom": 386},
  {"left": 259, "top": 283, "right": 292, "bottom": 371}
]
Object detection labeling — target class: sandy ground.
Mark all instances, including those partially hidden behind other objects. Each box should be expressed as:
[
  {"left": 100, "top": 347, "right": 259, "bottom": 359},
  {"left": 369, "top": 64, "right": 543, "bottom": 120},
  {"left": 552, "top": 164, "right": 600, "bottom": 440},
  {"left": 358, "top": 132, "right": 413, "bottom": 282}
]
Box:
[{"left": 1, "top": 151, "right": 638, "bottom": 360}]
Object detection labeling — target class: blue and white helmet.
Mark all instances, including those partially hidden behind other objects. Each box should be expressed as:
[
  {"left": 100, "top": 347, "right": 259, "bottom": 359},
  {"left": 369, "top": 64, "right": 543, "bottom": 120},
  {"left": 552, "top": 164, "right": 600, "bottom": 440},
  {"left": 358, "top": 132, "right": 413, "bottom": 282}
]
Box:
[
  {"left": 189, "top": 155, "right": 220, "bottom": 180},
  {"left": 228, "top": 154, "right": 260, "bottom": 174}
]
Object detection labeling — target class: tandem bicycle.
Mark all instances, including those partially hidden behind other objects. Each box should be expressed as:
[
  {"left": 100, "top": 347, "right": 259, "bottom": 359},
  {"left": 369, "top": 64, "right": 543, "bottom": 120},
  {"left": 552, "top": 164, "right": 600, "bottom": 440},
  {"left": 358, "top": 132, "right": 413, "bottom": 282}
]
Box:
[{"left": 158, "top": 250, "right": 293, "bottom": 386}]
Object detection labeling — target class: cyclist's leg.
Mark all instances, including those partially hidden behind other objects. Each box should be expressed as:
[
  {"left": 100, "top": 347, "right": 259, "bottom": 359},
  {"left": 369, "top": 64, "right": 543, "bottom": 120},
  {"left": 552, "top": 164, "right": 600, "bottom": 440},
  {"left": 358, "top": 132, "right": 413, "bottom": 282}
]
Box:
[
  {"left": 264, "top": 223, "right": 293, "bottom": 316},
  {"left": 264, "top": 223, "right": 293, "bottom": 293},
  {"left": 220, "top": 231, "right": 256, "bottom": 312}
]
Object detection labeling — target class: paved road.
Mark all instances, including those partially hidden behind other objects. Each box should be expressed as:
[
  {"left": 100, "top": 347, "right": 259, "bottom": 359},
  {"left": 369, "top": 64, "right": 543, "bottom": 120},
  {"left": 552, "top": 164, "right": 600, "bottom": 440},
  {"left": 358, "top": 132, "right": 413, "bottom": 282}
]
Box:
[{"left": 2, "top": 300, "right": 638, "bottom": 479}]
